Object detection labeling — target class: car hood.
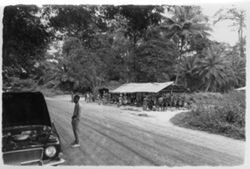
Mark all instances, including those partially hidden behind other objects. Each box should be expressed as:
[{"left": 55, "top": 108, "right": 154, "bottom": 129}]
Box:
[
  {"left": 2, "top": 125, "right": 52, "bottom": 152},
  {"left": 2, "top": 92, "right": 52, "bottom": 128}
]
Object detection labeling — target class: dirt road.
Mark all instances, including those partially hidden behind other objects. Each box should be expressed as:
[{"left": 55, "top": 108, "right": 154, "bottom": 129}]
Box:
[{"left": 46, "top": 97, "right": 245, "bottom": 166}]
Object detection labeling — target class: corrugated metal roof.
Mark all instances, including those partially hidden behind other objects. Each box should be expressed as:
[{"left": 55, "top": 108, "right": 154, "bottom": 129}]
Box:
[
  {"left": 235, "top": 87, "right": 245, "bottom": 91},
  {"left": 110, "top": 81, "right": 174, "bottom": 93}
]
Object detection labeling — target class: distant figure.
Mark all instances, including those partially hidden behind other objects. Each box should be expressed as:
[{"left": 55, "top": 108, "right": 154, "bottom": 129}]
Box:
[
  {"left": 107, "top": 93, "right": 111, "bottom": 104},
  {"left": 86, "top": 93, "right": 89, "bottom": 103},
  {"left": 158, "top": 96, "right": 164, "bottom": 111},
  {"left": 163, "top": 94, "right": 167, "bottom": 110},
  {"left": 71, "top": 91, "right": 74, "bottom": 102},
  {"left": 165, "top": 94, "right": 170, "bottom": 107},
  {"left": 90, "top": 93, "right": 94, "bottom": 102},
  {"left": 97, "top": 93, "right": 101, "bottom": 105},
  {"left": 143, "top": 96, "right": 148, "bottom": 110},
  {"left": 123, "top": 95, "right": 128, "bottom": 105},
  {"left": 176, "top": 96, "right": 180, "bottom": 109},
  {"left": 187, "top": 97, "right": 193, "bottom": 109},
  {"left": 181, "top": 95, "right": 185, "bottom": 107},
  {"left": 148, "top": 97, "right": 153, "bottom": 110},
  {"left": 103, "top": 92, "right": 108, "bottom": 104},
  {"left": 71, "top": 95, "right": 81, "bottom": 148},
  {"left": 118, "top": 94, "right": 123, "bottom": 107},
  {"left": 169, "top": 93, "right": 174, "bottom": 107}
]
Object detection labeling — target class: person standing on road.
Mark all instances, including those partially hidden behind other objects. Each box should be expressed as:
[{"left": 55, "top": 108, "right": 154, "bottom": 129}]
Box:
[
  {"left": 71, "top": 95, "right": 81, "bottom": 148},
  {"left": 118, "top": 94, "right": 123, "bottom": 107}
]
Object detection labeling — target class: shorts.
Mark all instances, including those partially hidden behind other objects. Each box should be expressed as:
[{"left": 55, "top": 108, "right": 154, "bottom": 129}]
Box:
[{"left": 71, "top": 119, "right": 80, "bottom": 132}]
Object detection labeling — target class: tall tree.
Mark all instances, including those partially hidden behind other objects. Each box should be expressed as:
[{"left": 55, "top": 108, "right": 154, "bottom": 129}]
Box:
[
  {"left": 214, "top": 7, "right": 246, "bottom": 57},
  {"left": 197, "top": 46, "right": 233, "bottom": 92},
  {"left": 162, "top": 6, "right": 211, "bottom": 84},
  {"left": 103, "top": 5, "right": 164, "bottom": 82},
  {"left": 43, "top": 5, "right": 109, "bottom": 48},
  {"left": 135, "top": 26, "right": 178, "bottom": 82},
  {"left": 225, "top": 43, "right": 246, "bottom": 88},
  {"left": 178, "top": 55, "right": 201, "bottom": 90},
  {"left": 3, "top": 5, "right": 52, "bottom": 83},
  {"left": 179, "top": 41, "right": 246, "bottom": 92},
  {"left": 59, "top": 33, "right": 120, "bottom": 93}
]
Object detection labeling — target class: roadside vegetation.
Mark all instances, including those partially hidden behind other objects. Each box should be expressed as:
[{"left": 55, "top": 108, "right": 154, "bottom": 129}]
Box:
[
  {"left": 171, "top": 91, "right": 245, "bottom": 140},
  {"left": 6, "top": 77, "right": 66, "bottom": 97},
  {"left": 2, "top": 5, "right": 246, "bottom": 139}
]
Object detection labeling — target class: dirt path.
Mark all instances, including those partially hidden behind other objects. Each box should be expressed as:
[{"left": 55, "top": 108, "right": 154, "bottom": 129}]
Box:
[{"left": 46, "top": 97, "right": 245, "bottom": 166}]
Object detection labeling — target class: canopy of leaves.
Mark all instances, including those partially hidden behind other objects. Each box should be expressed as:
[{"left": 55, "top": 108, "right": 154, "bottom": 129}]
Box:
[
  {"left": 2, "top": 5, "right": 246, "bottom": 94},
  {"left": 103, "top": 5, "right": 164, "bottom": 42},
  {"left": 44, "top": 5, "right": 107, "bottom": 48},
  {"left": 197, "top": 47, "right": 233, "bottom": 92},
  {"left": 135, "top": 27, "right": 178, "bottom": 82},
  {"left": 162, "top": 6, "right": 211, "bottom": 47},
  {"left": 179, "top": 43, "right": 240, "bottom": 92},
  {"left": 3, "top": 5, "right": 52, "bottom": 81}
]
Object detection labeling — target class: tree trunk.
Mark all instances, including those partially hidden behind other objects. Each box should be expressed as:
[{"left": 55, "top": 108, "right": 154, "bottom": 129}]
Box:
[
  {"left": 239, "top": 13, "right": 244, "bottom": 58},
  {"left": 156, "top": 53, "right": 159, "bottom": 82},
  {"left": 205, "top": 80, "right": 211, "bottom": 92},
  {"left": 133, "top": 34, "right": 137, "bottom": 82},
  {"left": 175, "top": 38, "right": 184, "bottom": 85},
  {"left": 175, "top": 70, "right": 180, "bottom": 84}
]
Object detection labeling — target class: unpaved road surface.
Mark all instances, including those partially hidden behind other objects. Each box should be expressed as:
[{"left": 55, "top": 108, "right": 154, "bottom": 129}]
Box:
[{"left": 46, "top": 98, "right": 245, "bottom": 166}]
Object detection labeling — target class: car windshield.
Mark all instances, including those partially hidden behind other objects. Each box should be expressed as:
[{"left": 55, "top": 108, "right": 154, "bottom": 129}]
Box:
[{"left": 3, "top": 92, "right": 52, "bottom": 128}]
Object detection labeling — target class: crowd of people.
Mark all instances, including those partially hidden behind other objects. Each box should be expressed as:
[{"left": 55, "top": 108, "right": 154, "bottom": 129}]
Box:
[
  {"left": 78, "top": 90, "right": 189, "bottom": 111},
  {"left": 84, "top": 92, "right": 95, "bottom": 102},
  {"left": 82, "top": 91, "right": 111, "bottom": 104},
  {"left": 141, "top": 93, "right": 186, "bottom": 111},
  {"left": 81, "top": 91, "right": 188, "bottom": 111}
]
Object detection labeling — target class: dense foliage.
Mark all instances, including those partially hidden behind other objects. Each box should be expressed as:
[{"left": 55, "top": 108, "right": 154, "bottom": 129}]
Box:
[
  {"left": 2, "top": 5, "right": 246, "bottom": 93},
  {"left": 171, "top": 91, "right": 245, "bottom": 140},
  {"left": 3, "top": 5, "right": 52, "bottom": 86}
]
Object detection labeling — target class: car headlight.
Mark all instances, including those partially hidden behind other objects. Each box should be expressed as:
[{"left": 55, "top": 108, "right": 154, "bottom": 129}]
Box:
[{"left": 45, "top": 146, "right": 57, "bottom": 158}]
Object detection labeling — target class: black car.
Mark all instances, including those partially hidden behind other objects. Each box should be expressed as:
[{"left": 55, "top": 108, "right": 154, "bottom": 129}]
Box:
[{"left": 2, "top": 92, "right": 65, "bottom": 165}]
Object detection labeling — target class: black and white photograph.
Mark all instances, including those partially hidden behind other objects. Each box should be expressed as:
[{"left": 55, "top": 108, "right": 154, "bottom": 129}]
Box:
[{"left": 1, "top": 0, "right": 248, "bottom": 167}]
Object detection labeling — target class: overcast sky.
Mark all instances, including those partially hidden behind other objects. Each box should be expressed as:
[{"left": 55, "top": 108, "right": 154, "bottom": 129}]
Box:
[{"left": 200, "top": 3, "right": 246, "bottom": 46}]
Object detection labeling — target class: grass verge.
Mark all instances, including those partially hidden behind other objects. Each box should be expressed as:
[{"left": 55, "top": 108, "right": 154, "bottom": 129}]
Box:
[{"left": 170, "top": 91, "right": 245, "bottom": 140}]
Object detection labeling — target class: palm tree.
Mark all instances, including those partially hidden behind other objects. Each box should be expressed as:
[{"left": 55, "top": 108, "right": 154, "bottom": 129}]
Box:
[
  {"left": 230, "top": 55, "right": 246, "bottom": 87},
  {"left": 214, "top": 8, "right": 246, "bottom": 57},
  {"left": 179, "top": 55, "right": 201, "bottom": 90},
  {"left": 162, "top": 6, "right": 211, "bottom": 84},
  {"left": 197, "top": 47, "right": 233, "bottom": 92}
]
